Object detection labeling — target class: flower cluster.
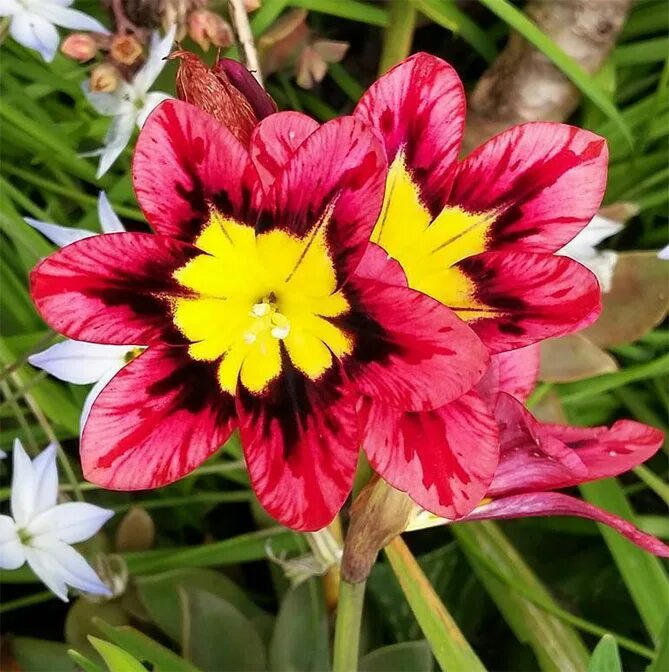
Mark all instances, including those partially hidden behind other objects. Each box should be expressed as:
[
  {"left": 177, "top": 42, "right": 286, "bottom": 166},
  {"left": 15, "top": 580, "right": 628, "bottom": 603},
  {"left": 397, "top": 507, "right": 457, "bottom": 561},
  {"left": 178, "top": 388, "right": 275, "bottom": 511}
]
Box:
[{"left": 28, "top": 52, "right": 667, "bottom": 556}]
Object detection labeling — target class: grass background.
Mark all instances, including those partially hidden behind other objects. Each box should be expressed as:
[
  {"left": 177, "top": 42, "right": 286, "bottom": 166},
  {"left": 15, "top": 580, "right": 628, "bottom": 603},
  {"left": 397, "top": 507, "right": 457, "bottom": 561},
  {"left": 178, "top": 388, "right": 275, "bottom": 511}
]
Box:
[{"left": 0, "top": 0, "right": 667, "bottom": 670}]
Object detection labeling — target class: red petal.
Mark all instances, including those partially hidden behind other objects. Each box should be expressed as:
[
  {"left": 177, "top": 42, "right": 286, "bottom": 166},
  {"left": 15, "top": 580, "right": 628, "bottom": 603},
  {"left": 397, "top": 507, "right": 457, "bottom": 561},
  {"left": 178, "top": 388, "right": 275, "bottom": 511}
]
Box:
[
  {"left": 340, "top": 277, "right": 489, "bottom": 411},
  {"left": 478, "top": 345, "right": 540, "bottom": 403},
  {"left": 361, "top": 390, "right": 499, "bottom": 519},
  {"left": 236, "top": 364, "right": 358, "bottom": 531},
  {"left": 489, "top": 395, "right": 663, "bottom": 497},
  {"left": 466, "top": 492, "right": 669, "bottom": 557},
  {"left": 250, "top": 111, "right": 319, "bottom": 192},
  {"left": 457, "top": 251, "right": 601, "bottom": 353},
  {"left": 449, "top": 122, "right": 608, "bottom": 253},
  {"left": 263, "top": 115, "right": 386, "bottom": 286},
  {"left": 355, "top": 52, "right": 465, "bottom": 215},
  {"left": 133, "top": 100, "right": 259, "bottom": 242},
  {"left": 82, "top": 347, "right": 236, "bottom": 489},
  {"left": 30, "top": 233, "right": 195, "bottom": 345},
  {"left": 356, "top": 242, "right": 407, "bottom": 285}
]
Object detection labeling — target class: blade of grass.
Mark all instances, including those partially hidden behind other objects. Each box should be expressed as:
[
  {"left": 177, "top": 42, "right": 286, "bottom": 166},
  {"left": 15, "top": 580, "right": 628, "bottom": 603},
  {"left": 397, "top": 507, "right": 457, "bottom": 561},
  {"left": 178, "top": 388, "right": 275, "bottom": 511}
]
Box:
[
  {"left": 478, "top": 0, "right": 633, "bottom": 146},
  {"left": 580, "top": 479, "right": 668, "bottom": 643},
  {"left": 378, "top": 0, "right": 417, "bottom": 75},
  {"left": 453, "top": 522, "right": 590, "bottom": 672},
  {"left": 288, "top": 0, "right": 387, "bottom": 26},
  {"left": 384, "top": 536, "right": 487, "bottom": 672}
]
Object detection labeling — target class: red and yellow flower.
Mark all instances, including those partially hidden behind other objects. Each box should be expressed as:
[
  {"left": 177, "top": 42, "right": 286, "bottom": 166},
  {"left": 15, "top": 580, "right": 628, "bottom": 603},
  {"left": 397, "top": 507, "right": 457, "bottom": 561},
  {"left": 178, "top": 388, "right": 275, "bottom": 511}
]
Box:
[{"left": 30, "top": 99, "right": 489, "bottom": 531}]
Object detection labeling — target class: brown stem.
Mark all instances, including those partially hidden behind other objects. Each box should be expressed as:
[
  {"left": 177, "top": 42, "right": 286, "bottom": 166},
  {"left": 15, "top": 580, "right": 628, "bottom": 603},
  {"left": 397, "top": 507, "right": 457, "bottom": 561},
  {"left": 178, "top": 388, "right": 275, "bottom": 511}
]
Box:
[{"left": 464, "top": 0, "right": 633, "bottom": 151}]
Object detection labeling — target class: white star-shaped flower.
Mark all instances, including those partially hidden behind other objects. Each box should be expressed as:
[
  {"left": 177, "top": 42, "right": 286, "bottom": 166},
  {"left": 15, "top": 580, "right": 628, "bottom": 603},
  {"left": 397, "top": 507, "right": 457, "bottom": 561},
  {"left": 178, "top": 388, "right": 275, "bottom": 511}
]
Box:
[
  {"left": 558, "top": 214, "right": 623, "bottom": 293},
  {"left": 0, "top": 439, "right": 113, "bottom": 601},
  {"left": 82, "top": 25, "right": 176, "bottom": 177},
  {"left": 26, "top": 192, "right": 143, "bottom": 434},
  {"left": 0, "top": 0, "right": 108, "bottom": 62}
]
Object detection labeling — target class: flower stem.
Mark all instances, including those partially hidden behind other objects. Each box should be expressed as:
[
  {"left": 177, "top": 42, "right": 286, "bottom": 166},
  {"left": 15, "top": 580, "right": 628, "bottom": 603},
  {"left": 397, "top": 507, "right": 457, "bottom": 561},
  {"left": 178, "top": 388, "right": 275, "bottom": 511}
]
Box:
[{"left": 332, "top": 579, "right": 365, "bottom": 672}]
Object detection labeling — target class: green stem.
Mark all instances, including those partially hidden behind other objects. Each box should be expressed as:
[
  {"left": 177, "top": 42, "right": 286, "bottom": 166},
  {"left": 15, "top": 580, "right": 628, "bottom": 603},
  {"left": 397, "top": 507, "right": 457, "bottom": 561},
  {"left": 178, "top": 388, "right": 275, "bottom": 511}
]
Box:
[
  {"left": 332, "top": 579, "right": 366, "bottom": 672},
  {"left": 378, "top": 0, "right": 417, "bottom": 75},
  {"left": 0, "top": 590, "right": 54, "bottom": 614}
]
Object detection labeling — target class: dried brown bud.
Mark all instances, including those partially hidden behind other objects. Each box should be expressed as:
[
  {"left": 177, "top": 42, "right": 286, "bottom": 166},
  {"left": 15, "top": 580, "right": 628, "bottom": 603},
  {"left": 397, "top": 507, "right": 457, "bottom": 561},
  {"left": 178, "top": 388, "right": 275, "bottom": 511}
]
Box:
[
  {"left": 170, "top": 50, "right": 268, "bottom": 145},
  {"left": 243, "top": 0, "right": 262, "bottom": 11},
  {"left": 188, "top": 9, "right": 234, "bottom": 52},
  {"left": 295, "top": 39, "right": 348, "bottom": 89},
  {"left": 258, "top": 8, "right": 310, "bottom": 76},
  {"left": 340, "top": 477, "right": 417, "bottom": 583},
  {"left": 110, "top": 34, "right": 144, "bottom": 66},
  {"left": 90, "top": 63, "right": 121, "bottom": 93},
  {"left": 61, "top": 33, "right": 98, "bottom": 62}
]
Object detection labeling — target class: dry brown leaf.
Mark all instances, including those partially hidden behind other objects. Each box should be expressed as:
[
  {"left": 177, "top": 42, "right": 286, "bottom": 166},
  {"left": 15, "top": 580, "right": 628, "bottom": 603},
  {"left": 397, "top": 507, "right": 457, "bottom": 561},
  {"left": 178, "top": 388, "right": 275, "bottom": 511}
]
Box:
[
  {"left": 539, "top": 333, "right": 618, "bottom": 382},
  {"left": 584, "top": 251, "right": 669, "bottom": 347}
]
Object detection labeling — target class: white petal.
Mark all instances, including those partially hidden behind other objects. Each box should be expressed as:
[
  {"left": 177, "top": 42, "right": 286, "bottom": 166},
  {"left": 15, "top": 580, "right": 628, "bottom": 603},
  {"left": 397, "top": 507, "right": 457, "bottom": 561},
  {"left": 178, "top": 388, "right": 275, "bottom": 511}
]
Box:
[
  {"left": 583, "top": 249, "right": 619, "bottom": 294},
  {"left": 80, "top": 365, "right": 122, "bottom": 435},
  {"left": 10, "top": 10, "right": 59, "bottom": 62},
  {"left": 0, "top": 0, "right": 21, "bottom": 15},
  {"left": 29, "top": 502, "right": 113, "bottom": 544},
  {"left": 0, "top": 515, "right": 25, "bottom": 570},
  {"left": 36, "top": 3, "right": 108, "bottom": 33},
  {"left": 24, "top": 545, "right": 69, "bottom": 601},
  {"left": 11, "top": 438, "right": 36, "bottom": 527},
  {"left": 133, "top": 25, "right": 176, "bottom": 93},
  {"left": 97, "top": 192, "right": 125, "bottom": 233},
  {"left": 25, "top": 217, "right": 95, "bottom": 247},
  {"left": 0, "top": 449, "right": 6, "bottom": 459},
  {"left": 96, "top": 113, "right": 136, "bottom": 178},
  {"left": 82, "top": 81, "right": 126, "bottom": 116},
  {"left": 30, "top": 443, "right": 59, "bottom": 516},
  {"left": 29, "top": 540, "right": 111, "bottom": 598},
  {"left": 28, "top": 340, "right": 129, "bottom": 384},
  {"left": 136, "top": 91, "right": 171, "bottom": 128},
  {"left": 658, "top": 244, "right": 669, "bottom": 261},
  {"left": 561, "top": 215, "right": 623, "bottom": 255}
]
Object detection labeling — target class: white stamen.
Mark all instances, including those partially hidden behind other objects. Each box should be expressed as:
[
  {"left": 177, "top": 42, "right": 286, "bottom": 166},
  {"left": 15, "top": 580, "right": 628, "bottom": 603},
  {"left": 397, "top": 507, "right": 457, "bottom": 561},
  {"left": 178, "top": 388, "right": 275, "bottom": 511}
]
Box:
[
  {"left": 243, "top": 332, "right": 257, "bottom": 344},
  {"left": 271, "top": 325, "right": 290, "bottom": 339},
  {"left": 251, "top": 302, "right": 270, "bottom": 317}
]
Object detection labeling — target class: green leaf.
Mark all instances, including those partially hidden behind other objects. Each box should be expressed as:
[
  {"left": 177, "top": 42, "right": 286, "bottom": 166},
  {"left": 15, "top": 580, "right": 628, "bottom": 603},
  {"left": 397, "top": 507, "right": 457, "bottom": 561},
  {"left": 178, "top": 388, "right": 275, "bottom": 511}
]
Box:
[
  {"left": 136, "top": 568, "right": 273, "bottom": 645},
  {"left": 477, "top": 0, "right": 633, "bottom": 146},
  {"left": 580, "top": 479, "right": 669, "bottom": 643},
  {"left": 587, "top": 635, "right": 622, "bottom": 672},
  {"left": 67, "top": 650, "right": 105, "bottom": 672},
  {"left": 452, "top": 522, "right": 590, "bottom": 672},
  {"left": 93, "top": 619, "right": 199, "bottom": 672},
  {"left": 178, "top": 586, "right": 267, "bottom": 671},
  {"left": 269, "top": 580, "right": 330, "bottom": 672},
  {"left": 359, "top": 641, "right": 433, "bottom": 672},
  {"left": 287, "top": 0, "right": 387, "bottom": 26},
  {"left": 383, "top": 536, "right": 487, "bottom": 672},
  {"left": 88, "top": 637, "right": 147, "bottom": 672},
  {"left": 12, "top": 637, "right": 79, "bottom": 672},
  {"left": 378, "top": 0, "right": 417, "bottom": 75},
  {"left": 647, "top": 614, "right": 669, "bottom": 672}
]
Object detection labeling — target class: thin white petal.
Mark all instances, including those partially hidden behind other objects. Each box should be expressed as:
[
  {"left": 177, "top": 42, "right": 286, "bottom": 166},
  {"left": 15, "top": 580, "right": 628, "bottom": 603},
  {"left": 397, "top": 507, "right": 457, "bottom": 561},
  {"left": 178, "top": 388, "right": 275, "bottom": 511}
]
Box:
[
  {"left": 132, "top": 25, "right": 176, "bottom": 93},
  {"left": 82, "top": 81, "right": 126, "bottom": 116},
  {"left": 11, "top": 438, "right": 36, "bottom": 528},
  {"left": 0, "top": 515, "right": 25, "bottom": 570},
  {"left": 24, "top": 546, "right": 69, "bottom": 601},
  {"left": 583, "top": 250, "right": 619, "bottom": 294},
  {"left": 0, "top": 0, "right": 21, "bottom": 15},
  {"left": 136, "top": 91, "right": 171, "bottom": 128},
  {"left": 28, "top": 340, "right": 129, "bottom": 384},
  {"left": 561, "top": 215, "right": 623, "bottom": 255},
  {"left": 30, "top": 443, "right": 59, "bottom": 516},
  {"left": 0, "top": 449, "right": 6, "bottom": 459},
  {"left": 96, "top": 113, "right": 136, "bottom": 178},
  {"left": 25, "top": 217, "right": 95, "bottom": 247},
  {"left": 10, "top": 10, "right": 59, "bottom": 62},
  {"left": 36, "top": 4, "right": 108, "bottom": 33},
  {"left": 79, "top": 362, "right": 126, "bottom": 435},
  {"left": 97, "top": 192, "right": 125, "bottom": 233},
  {"left": 658, "top": 244, "right": 669, "bottom": 261},
  {"left": 29, "top": 502, "right": 113, "bottom": 544},
  {"left": 31, "top": 539, "right": 111, "bottom": 597}
]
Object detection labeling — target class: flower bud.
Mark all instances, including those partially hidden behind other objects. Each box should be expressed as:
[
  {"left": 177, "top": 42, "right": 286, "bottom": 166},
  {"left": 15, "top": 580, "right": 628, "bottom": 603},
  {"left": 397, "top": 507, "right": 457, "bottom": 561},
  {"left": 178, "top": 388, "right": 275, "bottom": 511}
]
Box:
[
  {"left": 110, "top": 35, "right": 144, "bottom": 66},
  {"left": 188, "top": 9, "right": 234, "bottom": 51},
  {"left": 243, "top": 0, "right": 261, "bottom": 12},
  {"left": 170, "top": 49, "right": 276, "bottom": 145},
  {"left": 61, "top": 33, "right": 97, "bottom": 62},
  {"left": 90, "top": 63, "right": 121, "bottom": 93},
  {"left": 215, "top": 58, "right": 277, "bottom": 120}
]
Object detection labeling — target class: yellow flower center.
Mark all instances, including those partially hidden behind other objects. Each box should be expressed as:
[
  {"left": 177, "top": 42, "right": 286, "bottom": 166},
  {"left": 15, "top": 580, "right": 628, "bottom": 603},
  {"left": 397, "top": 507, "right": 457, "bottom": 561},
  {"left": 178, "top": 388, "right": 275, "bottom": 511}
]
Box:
[{"left": 171, "top": 210, "right": 353, "bottom": 395}]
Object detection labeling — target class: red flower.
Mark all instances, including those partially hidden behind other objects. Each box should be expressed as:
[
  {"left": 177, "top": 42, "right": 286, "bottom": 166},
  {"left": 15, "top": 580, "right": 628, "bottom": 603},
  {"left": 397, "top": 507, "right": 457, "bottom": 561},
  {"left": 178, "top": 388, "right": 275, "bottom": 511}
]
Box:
[
  {"left": 453, "top": 346, "right": 668, "bottom": 557},
  {"left": 30, "top": 100, "right": 489, "bottom": 531}
]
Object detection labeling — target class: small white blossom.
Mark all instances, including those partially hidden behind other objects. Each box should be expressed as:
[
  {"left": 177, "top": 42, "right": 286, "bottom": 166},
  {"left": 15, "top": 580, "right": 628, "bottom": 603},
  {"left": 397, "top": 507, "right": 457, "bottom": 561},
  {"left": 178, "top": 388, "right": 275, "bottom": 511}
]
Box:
[
  {"left": 658, "top": 244, "right": 669, "bottom": 261},
  {"left": 0, "top": 439, "right": 113, "bottom": 601},
  {"left": 0, "top": 0, "right": 108, "bottom": 62},
  {"left": 83, "top": 26, "right": 176, "bottom": 177},
  {"left": 26, "top": 192, "right": 142, "bottom": 434},
  {"left": 558, "top": 214, "right": 623, "bottom": 293}
]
